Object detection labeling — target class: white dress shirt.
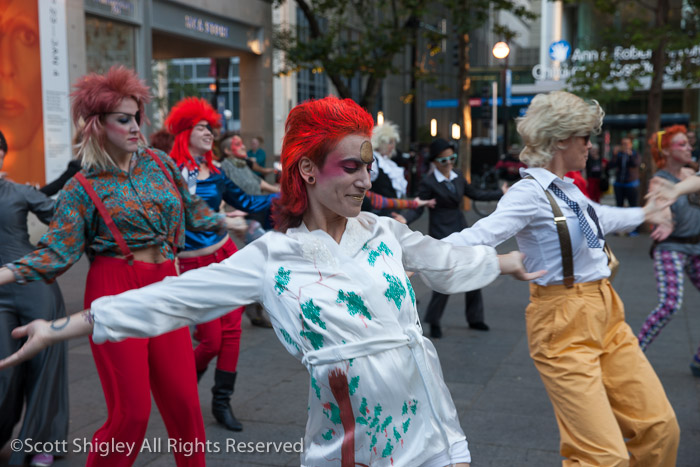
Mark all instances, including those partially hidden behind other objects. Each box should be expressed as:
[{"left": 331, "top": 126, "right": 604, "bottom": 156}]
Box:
[
  {"left": 370, "top": 151, "right": 408, "bottom": 197},
  {"left": 445, "top": 167, "right": 645, "bottom": 286},
  {"left": 433, "top": 168, "right": 459, "bottom": 183}
]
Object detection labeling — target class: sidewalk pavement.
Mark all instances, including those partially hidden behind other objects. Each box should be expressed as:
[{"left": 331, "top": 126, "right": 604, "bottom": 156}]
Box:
[{"left": 2, "top": 211, "right": 699, "bottom": 466}]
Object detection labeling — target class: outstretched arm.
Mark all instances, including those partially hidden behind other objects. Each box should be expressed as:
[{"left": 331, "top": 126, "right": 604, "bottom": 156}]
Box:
[
  {"left": 648, "top": 173, "right": 700, "bottom": 208},
  {"left": 0, "top": 239, "right": 269, "bottom": 371}
]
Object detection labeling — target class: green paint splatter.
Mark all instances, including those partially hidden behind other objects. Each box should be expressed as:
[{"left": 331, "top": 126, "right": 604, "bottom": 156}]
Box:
[
  {"left": 402, "top": 418, "right": 411, "bottom": 433},
  {"left": 405, "top": 274, "right": 416, "bottom": 306},
  {"left": 380, "top": 416, "right": 393, "bottom": 432},
  {"left": 383, "top": 273, "right": 406, "bottom": 309},
  {"left": 377, "top": 242, "right": 393, "bottom": 257},
  {"left": 349, "top": 376, "right": 360, "bottom": 395},
  {"left": 382, "top": 439, "right": 394, "bottom": 457},
  {"left": 322, "top": 429, "right": 334, "bottom": 441},
  {"left": 367, "top": 250, "right": 380, "bottom": 266},
  {"left": 274, "top": 267, "right": 291, "bottom": 295},
  {"left": 337, "top": 290, "right": 371, "bottom": 320},
  {"left": 301, "top": 299, "right": 326, "bottom": 329},
  {"left": 356, "top": 416, "right": 368, "bottom": 425},
  {"left": 401, "top": 401, "right": 408, "bottom": 416},
  {"left": 361, "top": 242, "right": 370, "bottom": 252},
  {"left": 311, "top": 377, "right": 321, "bottom": 399},
  {"left": 373, "top": 404, "right": 383, "bottom": 419},
  {"left": 393, "top": 426, "right": 401, "bottom": 442},
  {"left": 359, "top": 397, "right": 368, "bottom": 416},
  {"left": 410, "top": 399, "right": 418, "bottom": 415},
  {"left": 323, "top": 402, "right": 342, "bottom": 425},
  {"left": 300, "top": 329, "right": 324, "bottom": 350},
  {"left": 370, "top": 434, "right": 378, "bottom": 449},
  {"left": 280, "top": 328, "right": 300, "bottom": 352}
]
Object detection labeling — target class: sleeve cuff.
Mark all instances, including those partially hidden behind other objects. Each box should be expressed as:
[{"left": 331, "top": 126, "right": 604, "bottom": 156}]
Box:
[{"left": 4, "top": 263, "right": 27, "bottom": 284}]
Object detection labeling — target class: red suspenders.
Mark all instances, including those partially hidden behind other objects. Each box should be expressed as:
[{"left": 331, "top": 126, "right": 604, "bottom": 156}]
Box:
[{"left": 74, "top": 149, "right": 185, "bottom": 265}]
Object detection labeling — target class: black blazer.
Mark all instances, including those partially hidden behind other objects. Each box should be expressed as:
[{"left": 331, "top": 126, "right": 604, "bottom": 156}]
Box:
[{"left": 403, "top": 170, "right": 502, "bottom": 239}]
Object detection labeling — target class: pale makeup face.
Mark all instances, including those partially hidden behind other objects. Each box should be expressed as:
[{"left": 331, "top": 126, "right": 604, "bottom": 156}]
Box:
[
  {"left": 307, "top": 134, "right": 373, "bottom": 220},
  {"left": 379, "top": 139, "right": 396, "bottom": 157},
  {"left": 189, "top": 119, "right": 214, "bottom": 157},
  {"left": 102, "top": 97, "right": 140, "bottom": 159},
  {"left": 560, "top": 134, "right": 592, "bottom": 172},
  {"left": 666, "top": 133, "right": 692, "bottom": 166}
]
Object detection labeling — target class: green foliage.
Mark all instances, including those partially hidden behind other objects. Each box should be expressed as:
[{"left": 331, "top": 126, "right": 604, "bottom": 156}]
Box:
[
  {"left": 273, "top": 0, "right": 537, "bottom": 108},
  {"left": 565, "top": 0, "right": 700, "bottom": 106}
]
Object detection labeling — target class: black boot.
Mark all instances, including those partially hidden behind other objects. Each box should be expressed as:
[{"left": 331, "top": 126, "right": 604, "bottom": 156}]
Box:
[{"left": 212, "top": 369, "right": 243, "bottom": 431}]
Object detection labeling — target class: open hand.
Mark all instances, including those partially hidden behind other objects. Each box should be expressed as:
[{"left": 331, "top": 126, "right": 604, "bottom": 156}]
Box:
[
  {"left": 0, "top": 319, "right": 53, "bottom": 371},
  {"left": 646, "top": 177, "right": 678, "bottom": 209},
  {"left": 225, "top": 209, "right": 248, "bottom": 218},
  {"left": 415, "top": 197, "right": 436, "bottom": 208},
  {"left": 650, "top": 221, "right": 674, "bottom": 242},
  {"left": 498, "top": 251, "right": 546, "bottom": 281}
]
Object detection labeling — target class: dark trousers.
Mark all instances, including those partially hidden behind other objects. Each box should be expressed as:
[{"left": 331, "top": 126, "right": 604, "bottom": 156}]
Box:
[
  {"left": 0, "top": 281, "right": 68, "bottom": 465},
  {"left": 614, "top": 184, "right": 639, "bottom": 208},
  {"left": 424, "top": 289, "right": 484, "bottom": 326}
]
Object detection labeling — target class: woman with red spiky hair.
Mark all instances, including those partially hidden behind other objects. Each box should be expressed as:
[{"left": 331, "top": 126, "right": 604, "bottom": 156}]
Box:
[
  {"left": 165, "top": 97, "right": 275, "bottom": 432},
  {"left": 0, "top": 96, "right": 540, "bottom": 467},
  {"left": 0, "top": 66, "right": 243, "bottom": 467}
]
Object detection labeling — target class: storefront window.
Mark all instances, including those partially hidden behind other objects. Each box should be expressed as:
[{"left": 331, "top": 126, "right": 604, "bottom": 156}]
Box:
[{"left": 85, "top": 15, "right": 136, "bottom": 73}]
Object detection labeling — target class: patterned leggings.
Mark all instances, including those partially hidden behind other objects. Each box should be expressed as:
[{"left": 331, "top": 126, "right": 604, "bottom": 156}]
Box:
[{"left": 638, "top": 249, "right": 700, "bottom": 361}]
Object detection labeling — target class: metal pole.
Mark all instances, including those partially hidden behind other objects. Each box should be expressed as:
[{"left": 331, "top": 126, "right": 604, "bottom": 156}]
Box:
[{"left": 491, "top": 81, "right": 498, "bottom": 146}]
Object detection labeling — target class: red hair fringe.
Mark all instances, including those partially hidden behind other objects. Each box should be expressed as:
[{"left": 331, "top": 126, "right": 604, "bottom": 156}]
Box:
[
  {"left": 165, "top": 97, "right": 221, "bottom": 172},
  {"left": 649, "top": 124, "right": 686, "bottom": 170},
  {"left": 272, "top": 96, "right": 375, "bottom": 232}
]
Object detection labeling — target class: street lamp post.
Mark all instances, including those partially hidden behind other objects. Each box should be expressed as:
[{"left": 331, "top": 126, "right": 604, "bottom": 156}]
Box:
[{"left": 492, "top": 41, "right": 510, "bottom": 156}]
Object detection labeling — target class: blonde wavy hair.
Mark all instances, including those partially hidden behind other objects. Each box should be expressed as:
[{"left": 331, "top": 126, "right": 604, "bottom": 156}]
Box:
[
  {"left": 371, "top": 122, "right": 400, "bottom": 155},
  {"left": 516, "top": 91, "right": 604, "bottom": 167}
]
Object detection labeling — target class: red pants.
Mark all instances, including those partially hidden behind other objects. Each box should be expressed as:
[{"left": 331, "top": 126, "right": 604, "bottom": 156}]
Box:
[
  {"left": 179, "top": 238, "right": 244, "bottom": 373},
  {"left": 85, "top": 256, "right": 205, "bottom": 467}
]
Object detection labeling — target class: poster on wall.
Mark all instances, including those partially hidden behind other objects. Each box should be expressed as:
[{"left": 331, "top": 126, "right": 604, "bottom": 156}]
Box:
[{"left": 0, "top": 0, "right": 71, "bottom": 186}]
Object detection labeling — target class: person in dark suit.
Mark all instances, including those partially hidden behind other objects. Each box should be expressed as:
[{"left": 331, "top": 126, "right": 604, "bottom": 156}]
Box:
[{"left": 403, "top": 138, "right": 505, "bottom": 338}]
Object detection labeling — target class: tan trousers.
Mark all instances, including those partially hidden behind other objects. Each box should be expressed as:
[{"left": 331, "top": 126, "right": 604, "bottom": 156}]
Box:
[{"left": 527, "top": 279, "right": 679, "bottom": 467}]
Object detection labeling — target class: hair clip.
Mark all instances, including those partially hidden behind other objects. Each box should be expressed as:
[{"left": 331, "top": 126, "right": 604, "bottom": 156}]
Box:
[{"left": 657, "top": 130, "right": 666, "bottom": 152}]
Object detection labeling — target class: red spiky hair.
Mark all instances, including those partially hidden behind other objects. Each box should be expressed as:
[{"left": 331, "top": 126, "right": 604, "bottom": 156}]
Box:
[
  {"left": 165, "top": 97, "right": 221, "bottom": 172},
  {"left": 70, "top": 66, "right": 150, "bottom": 149},
  {"left": 272, "top": 96, "right": 374, "bottom": 232},
  {"left": 649, "top": 124, "right": 686, "bottom": 170}
]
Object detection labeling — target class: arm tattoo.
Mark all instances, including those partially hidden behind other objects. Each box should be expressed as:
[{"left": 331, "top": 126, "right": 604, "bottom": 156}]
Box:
[
  {"left": 50, "top": 315, "right": 70, "bottom": 330},
  {"left": 82, "top": 310, "right": 94, "bottom": 325}
]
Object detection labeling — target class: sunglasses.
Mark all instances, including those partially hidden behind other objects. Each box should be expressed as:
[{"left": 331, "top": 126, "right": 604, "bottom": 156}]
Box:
[
  {"left": 435, "top": 154, "right": 458, "bottom": 164},
  {"left": 578, "top": 134, "right": 591, "bottom": 144},
  {"left": 103, "top": 111, "right": 142, "bottom": 126}
]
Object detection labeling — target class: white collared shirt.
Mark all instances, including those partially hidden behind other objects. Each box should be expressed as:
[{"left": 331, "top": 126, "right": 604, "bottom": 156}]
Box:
[
  {"left": 433, "top": 168, "right": 458, "bottom": 183},
  {"left": 444, "top": 167, "right": 645, "bottom": 285}
]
